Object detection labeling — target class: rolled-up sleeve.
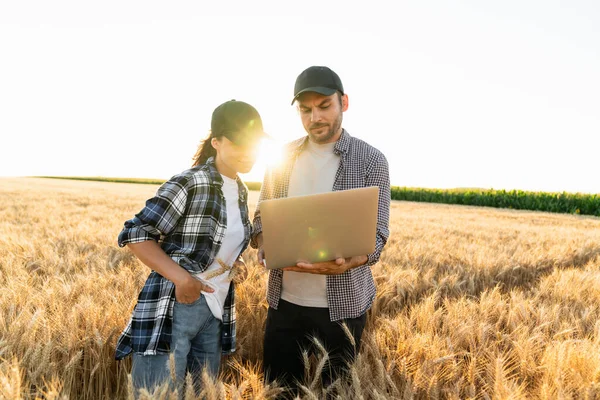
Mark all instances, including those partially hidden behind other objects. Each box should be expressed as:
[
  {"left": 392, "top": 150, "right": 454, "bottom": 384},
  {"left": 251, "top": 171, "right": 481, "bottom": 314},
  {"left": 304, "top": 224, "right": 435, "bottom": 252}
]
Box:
[
  {"left": 118, "top": 176, "right": 189, "bottom": 247},
  {"left": 365, "top": 151, "right": 390, "bottom": 267}
]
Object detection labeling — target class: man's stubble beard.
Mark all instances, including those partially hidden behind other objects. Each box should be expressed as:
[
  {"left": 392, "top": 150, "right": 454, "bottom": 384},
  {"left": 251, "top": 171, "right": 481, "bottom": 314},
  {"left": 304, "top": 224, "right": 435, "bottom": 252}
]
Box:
[{"left": 307, "top": 112, "right": 343, "bottom": 144}]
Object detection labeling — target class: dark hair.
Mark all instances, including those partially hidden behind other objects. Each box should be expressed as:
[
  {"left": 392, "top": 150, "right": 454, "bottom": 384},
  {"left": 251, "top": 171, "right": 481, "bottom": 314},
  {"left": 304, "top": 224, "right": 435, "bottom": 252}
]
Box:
[{"left": 192, "top": 132, "right": 218, "bottom": 167}]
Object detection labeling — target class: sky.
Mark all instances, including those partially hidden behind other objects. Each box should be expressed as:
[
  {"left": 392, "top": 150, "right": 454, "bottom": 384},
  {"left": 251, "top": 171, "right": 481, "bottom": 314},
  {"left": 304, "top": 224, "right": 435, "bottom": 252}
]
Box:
[{"left": 1, "top": 0, "right": 599, "bottom": 193}]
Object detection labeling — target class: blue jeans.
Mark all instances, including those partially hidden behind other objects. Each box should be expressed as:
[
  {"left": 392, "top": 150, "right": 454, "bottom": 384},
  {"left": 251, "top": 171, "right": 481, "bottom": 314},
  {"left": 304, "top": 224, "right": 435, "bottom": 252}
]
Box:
[{"left": 131, "top": 295, "right": 222, "bottom": 395}]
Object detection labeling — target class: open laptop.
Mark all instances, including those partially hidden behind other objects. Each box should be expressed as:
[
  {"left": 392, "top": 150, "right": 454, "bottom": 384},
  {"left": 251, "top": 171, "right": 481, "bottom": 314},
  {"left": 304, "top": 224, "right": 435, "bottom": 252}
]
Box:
[{"left": 259, "top": 186, "right": 379, "bottom": 269}]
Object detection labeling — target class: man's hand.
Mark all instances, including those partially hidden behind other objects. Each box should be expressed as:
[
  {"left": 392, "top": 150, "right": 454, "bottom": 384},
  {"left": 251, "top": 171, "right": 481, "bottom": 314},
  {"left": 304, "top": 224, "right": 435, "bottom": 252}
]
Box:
[
  {"left": 282, "top": 255, "right": 368, "bottom": 275},
  {"left": 174, "top": 274, "right": 214, "bottom": 304}
]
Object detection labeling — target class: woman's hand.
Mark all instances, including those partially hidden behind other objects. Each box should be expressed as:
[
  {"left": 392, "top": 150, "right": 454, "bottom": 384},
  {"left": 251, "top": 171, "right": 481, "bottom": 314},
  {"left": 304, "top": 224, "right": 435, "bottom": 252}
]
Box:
[
  {"left": 255, "top": 233, "right": 266, "bottom": 268},
  {"left": 257, "top": 248, "right": 266, "bottom": 267},
  {"left": 174, "top": 274, "right": 214, "bottom": 304}
]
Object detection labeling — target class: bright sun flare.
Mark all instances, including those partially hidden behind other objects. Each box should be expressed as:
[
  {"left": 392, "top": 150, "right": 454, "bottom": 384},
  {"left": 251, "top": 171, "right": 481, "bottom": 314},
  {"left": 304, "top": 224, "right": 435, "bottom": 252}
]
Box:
[
  {"left": 257, "top": 138, "right": 284, "bottom": 168},
  {"left": 241, "top": 138, "right": 285, "bottom": 182}
]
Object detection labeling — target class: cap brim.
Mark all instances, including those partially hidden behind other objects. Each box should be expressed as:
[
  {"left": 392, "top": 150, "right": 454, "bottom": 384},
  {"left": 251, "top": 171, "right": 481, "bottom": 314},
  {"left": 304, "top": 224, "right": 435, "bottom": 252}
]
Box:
[
  {"left": 291, "top": 87, "right": 337, "bottom": 105},
  {"left": 225, "top": 130, "right": 270, "bottom": 147}
]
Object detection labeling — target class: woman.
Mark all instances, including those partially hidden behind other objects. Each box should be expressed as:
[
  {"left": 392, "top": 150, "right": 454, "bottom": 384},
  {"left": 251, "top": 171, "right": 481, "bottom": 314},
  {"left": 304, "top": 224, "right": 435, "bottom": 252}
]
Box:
[{"left": 115, "top": 100, "right": 265, "bottom": 394}]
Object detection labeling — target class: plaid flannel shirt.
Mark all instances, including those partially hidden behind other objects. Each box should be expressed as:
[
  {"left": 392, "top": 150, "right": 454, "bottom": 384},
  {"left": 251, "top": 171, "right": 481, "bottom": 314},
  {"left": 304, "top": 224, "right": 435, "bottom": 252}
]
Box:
[
  {"left": 251, "top": 130, "right": 390, "bottom": 321},
  {"left": 115, "top": 157, "right": 251, "bottom": 360}
]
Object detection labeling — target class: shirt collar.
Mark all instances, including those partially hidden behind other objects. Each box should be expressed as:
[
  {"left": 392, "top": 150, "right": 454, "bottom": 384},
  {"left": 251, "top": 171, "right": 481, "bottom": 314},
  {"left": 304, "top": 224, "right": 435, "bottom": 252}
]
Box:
[
  {"left": 205, "top": 156, "right": 248, "bottom": 202},
  {"left": 334, "top": 129, "right": 351, "bottom": 155},
  {"left": 204, "top": 156, "right": 224, "bottom": 187}
]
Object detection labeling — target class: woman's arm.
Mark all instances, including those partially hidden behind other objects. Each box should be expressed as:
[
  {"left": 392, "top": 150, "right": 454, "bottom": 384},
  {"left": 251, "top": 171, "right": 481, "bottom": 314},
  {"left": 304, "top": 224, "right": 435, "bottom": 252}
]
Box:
[{"left": 128, "top": 241, "right": 214, "bottom": 303}]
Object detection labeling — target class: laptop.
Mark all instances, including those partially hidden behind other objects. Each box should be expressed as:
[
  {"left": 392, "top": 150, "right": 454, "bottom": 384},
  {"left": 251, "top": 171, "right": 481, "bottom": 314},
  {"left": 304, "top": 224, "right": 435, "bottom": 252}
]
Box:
[{"left": 259, "top": 186, "right": 379, "bottom": 270}]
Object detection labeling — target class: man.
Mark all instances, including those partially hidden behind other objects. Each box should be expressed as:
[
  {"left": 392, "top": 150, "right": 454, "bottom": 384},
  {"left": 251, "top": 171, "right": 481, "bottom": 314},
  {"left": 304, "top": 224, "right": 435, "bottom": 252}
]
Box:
[{"left": 251, "top": 66, "right": 391, "bottom": 390}]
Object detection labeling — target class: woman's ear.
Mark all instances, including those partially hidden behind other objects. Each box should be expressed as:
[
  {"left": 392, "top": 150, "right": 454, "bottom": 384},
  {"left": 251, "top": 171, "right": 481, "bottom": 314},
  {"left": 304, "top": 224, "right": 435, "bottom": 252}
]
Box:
[{"left": 211, "top": 137, "right": 220, "bottom": 151}]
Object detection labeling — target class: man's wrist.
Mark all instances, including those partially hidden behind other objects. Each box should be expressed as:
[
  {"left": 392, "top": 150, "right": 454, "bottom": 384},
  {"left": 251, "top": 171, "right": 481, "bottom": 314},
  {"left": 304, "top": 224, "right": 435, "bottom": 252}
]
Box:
[{"left": 352, "top": 255, "right": 368, "bottom": 268}]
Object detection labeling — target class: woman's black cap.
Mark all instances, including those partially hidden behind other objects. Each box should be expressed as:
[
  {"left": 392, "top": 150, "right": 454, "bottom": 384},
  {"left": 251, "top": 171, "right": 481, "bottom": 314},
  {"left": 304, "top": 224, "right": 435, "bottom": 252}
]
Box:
[{"left": 211, "top": 100, "right": 267, "bottom": 146}]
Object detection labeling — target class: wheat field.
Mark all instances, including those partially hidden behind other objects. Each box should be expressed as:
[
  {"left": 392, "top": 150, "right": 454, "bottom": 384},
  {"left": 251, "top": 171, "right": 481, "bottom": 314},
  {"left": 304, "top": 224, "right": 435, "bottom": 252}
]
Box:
[{"left": 1, "top": 177, "right": 599, "bottom": 400}]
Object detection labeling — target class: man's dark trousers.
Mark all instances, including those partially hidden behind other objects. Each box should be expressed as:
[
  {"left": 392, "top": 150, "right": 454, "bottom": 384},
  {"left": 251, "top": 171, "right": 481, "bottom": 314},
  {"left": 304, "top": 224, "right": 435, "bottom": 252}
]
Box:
[{"left": 263, "top": 299, "right": 367, "bottom": 391}]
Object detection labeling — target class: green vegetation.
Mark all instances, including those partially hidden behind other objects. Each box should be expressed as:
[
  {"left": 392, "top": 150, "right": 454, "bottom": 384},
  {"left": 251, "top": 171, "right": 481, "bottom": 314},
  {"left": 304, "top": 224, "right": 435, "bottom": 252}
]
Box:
[
  {"left": 245, "top": 181, "right": 262, "bottom": 191},
  {"left": 391, "top": 187, "right": 600, "bottom": 216},
  {"left": 35, "top": 176, "right": 263, "bottom": 190},
  {"left": 35, "top": 177, "right": 599, "bottom": 216}
]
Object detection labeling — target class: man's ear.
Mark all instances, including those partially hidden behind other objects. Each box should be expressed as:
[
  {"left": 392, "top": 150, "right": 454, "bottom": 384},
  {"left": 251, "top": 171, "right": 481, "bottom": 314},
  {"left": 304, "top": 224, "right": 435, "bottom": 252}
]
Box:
[{"left": 342, "top": 94, "right": 349, "bottom": 112}]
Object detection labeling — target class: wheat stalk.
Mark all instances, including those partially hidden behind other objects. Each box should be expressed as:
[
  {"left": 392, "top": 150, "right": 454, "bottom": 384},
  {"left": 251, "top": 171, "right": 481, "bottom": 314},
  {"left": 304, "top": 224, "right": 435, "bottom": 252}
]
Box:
[
  {"left": 200, "top": 258, "right": 244, "bottom": 283},
  {"left": 2, "top": 178, "right": 600, "bottom": 399}
]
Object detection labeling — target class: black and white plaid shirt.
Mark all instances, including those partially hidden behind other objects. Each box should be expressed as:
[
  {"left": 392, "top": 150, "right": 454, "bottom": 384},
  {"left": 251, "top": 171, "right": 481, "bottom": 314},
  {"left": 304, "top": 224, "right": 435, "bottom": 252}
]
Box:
[
  {"left": 115, "top": 157, "right": 251, "bottom": 360},
  {"left": 251, "top": 130, "right": 390, "bottom": 321}
]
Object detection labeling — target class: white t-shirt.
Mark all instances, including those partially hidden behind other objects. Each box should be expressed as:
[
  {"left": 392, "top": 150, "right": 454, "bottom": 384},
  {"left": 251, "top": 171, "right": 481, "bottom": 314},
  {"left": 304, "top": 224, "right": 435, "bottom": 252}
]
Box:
[
  {"left": 193, "top": 175, "right": 245, "bottom": 320},
  {"left": 280, "top": 140, "right": 340, "bottom": 308}
]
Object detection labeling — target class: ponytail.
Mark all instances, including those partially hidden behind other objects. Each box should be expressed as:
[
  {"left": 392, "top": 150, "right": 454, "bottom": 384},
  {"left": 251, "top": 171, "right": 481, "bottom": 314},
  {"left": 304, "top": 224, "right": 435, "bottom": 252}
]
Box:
[{"left": 192, "top": 132, "right": 217, "bottom": 167}]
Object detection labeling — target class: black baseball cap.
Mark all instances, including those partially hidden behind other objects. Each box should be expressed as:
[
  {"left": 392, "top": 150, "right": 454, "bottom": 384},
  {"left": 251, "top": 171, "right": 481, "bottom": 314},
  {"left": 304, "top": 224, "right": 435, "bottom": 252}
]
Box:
[
  {"left": 292, "top": 66, "right": 344, "bottom": 105},
  {"left": 211, "top": 100, "right": 267, "bottom": 146}
]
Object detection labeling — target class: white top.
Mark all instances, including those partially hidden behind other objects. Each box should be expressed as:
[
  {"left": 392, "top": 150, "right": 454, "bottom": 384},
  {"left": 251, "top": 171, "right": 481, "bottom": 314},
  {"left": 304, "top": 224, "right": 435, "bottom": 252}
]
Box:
[
  {"left": 281, "top": 140, "right": 340, "bottom": 308},
  {"left": 193, "top": 174, "right": 245, "bottom": 320}
]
